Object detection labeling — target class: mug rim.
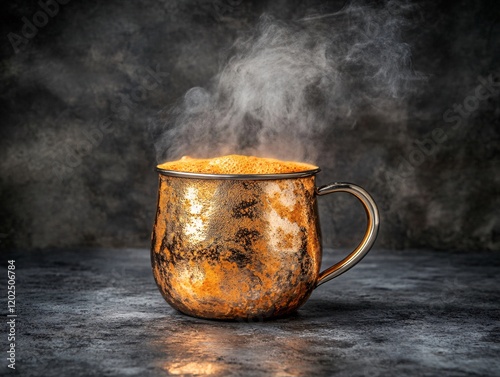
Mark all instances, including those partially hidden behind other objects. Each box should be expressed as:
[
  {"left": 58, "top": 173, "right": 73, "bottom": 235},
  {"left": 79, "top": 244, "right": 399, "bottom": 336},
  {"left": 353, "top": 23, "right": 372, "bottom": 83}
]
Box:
[{"left": 156, "top": 167, "right": 321, "bottom": 180}]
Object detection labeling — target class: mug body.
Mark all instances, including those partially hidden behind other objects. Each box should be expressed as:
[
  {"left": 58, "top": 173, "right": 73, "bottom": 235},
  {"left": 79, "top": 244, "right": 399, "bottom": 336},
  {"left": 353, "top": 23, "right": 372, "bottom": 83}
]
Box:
[{"left": 151, "top": 173, "right": 321, "bottom": 320}]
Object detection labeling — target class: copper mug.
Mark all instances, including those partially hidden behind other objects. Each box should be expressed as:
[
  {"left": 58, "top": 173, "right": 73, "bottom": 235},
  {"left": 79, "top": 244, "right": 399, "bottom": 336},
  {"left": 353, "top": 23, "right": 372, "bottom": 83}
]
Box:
[{"left": 151, "top": 165, "right": 379, "bottom": 320}]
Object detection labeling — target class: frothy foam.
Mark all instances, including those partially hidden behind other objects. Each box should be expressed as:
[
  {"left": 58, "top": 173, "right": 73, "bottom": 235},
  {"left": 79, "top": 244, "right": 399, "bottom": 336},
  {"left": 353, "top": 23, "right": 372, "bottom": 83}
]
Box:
[{"left": 157, "top": 155, "right": 318, "bottom": 175}]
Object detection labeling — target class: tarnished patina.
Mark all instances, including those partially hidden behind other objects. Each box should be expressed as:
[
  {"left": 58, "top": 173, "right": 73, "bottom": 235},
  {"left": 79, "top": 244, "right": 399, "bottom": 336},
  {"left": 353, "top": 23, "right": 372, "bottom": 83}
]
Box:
[{"left": 151, "top": 174, "right": 321, "bottom": 320}]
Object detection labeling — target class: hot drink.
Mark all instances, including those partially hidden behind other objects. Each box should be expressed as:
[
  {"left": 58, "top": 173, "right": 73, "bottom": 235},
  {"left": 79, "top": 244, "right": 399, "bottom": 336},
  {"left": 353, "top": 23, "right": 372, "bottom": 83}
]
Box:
[
  {"left": 157, "top": 154, "right": 318, "bottom": 175},
  {"left": 151, "top": 155, "right": 379, "bottom": 320}
]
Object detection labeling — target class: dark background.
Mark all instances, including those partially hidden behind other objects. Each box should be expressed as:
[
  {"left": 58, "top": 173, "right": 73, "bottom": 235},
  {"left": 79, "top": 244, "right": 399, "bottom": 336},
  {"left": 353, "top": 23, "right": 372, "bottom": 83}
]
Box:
[{"left": 0, "top": 0, "right": 499, "bottom": 252}]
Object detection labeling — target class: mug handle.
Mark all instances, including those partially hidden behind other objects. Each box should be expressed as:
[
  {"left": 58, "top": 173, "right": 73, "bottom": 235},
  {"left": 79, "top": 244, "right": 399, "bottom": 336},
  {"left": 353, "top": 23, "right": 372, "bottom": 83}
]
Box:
[{"left": 315, "top": 182, "right": 380, "bottom": 287}]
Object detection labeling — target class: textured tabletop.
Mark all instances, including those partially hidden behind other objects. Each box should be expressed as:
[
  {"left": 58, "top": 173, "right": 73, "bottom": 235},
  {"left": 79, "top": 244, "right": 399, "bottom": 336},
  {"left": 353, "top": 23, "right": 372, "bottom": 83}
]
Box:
[{"left": 2, "top": 249, "right": 499, "bottom": 377}]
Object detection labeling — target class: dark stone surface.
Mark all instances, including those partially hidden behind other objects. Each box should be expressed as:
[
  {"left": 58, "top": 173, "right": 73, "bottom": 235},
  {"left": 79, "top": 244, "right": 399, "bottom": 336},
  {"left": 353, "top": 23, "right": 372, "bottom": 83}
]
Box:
[
  {"left": 2, "top": 248, "right": 499, "bottom": 376},
  {"left": 0, "top": 1, "right": 499, "bottom": 252}
]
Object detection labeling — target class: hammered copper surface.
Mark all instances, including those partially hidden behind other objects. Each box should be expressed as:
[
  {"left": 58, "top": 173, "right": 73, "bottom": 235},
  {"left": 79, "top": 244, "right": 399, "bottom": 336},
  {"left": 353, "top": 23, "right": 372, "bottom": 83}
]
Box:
[{"left": 151, "top": 175, "right": 321, "bottom": 320}]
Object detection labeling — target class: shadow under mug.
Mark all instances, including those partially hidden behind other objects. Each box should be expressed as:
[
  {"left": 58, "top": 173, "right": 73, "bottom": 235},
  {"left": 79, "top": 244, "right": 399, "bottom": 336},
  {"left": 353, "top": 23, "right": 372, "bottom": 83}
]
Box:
[{"left": 151, "top": 166, "right": 379, "bottom": 320}]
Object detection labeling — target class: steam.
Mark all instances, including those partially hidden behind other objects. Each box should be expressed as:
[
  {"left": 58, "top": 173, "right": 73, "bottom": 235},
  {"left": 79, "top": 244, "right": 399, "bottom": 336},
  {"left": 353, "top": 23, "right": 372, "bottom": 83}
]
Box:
[{"left": 154, "top": 1, "right": 421, "bottom": 163}]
